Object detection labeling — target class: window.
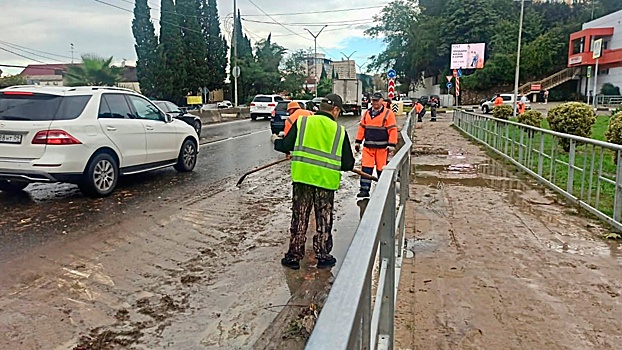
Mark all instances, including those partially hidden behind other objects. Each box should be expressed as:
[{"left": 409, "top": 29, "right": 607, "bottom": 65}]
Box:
[
  {"left": 153, "top": 101, "right": 169, "bottom": 113},
  {"left": 127, "top": 96, "right": 164, "bottom": 121},
  {"left": 99, "top": 94, "right": 133, "bottom": 119},
  {"left": 253, "top": 96, "right": 272, "bottom": 103},
  {"left": 274, "top": 96, "right": 284, "bottom": 102},
  {"left": 502, "top": 96, "right": 512, "bottom": 101},
  {"left": 166, "top": 102, "right": 182, "bottom": 114},
  {"left": 572, "top": 38, "right": 583, "bottom": 55},
  {"left": 0, "top": 93, "right": 90, "bottom": 121},
  {"left": 276, "top": 102, "right": 289, "bottom": 112}
]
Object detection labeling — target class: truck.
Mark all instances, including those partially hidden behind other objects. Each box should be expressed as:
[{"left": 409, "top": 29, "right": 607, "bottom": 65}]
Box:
[{"left": 333, "top": 79, "right": 363, "bottom": 116}]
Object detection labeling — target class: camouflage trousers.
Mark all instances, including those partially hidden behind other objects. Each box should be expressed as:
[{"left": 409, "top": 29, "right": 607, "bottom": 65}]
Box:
[{"left": 286, "top": 182, "right": 335, "bottom": 261}]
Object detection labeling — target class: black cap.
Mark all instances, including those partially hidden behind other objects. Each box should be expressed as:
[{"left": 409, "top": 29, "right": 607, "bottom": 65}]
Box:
[
  {"left": 322, "top": 93, "right": 345, "bottom": 112},
  {"left": 371, "top": 92, "right": 384, "bottom": 100}
]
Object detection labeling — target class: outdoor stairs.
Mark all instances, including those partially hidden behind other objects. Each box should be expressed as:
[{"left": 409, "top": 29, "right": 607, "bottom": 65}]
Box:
[{"left": 518, "top": 67, "right": 582, "bottom": 95}]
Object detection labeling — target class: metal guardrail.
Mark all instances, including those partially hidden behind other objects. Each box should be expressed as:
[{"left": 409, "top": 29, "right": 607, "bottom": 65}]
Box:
[
  {"left": 595, "top": 95, "right": 622, "bottom": 106},
  {"left": 306, "top": 111, "right": 413, "bottom": 350},
  {"left": 453, "top": 109, "right": 622, "bottom": 232}
]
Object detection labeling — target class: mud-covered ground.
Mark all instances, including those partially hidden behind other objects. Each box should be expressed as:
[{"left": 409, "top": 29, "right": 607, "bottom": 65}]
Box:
[
  {"left": 0, "top": 117, "right": 369, "bottom": 349},
  {"left": 395, "top": 114, "right": 622, "bottom": 349}
]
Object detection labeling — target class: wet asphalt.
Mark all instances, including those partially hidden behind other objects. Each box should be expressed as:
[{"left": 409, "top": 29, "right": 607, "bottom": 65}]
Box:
[{"left": 0, "top": 117, "right": 361, "bottom": 263}]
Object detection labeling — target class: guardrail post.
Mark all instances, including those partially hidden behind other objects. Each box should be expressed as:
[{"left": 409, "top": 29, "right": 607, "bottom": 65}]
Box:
[
  {"left": 567, "top": 140, "right": 576, "bottom": 197},
  {"left": 538, "top": 131, "right": 544, "bottom": 176},
  {"left": 377, "top": 179, "right": 396, "bottom": 349},
  {"left": 614, "top": 150, "right": 622, "bottom": 224}
]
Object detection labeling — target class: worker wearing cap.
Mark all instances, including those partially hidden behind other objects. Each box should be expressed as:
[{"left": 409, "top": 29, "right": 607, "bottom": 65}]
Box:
[
  {"left": 284, "top": 101, "right": 313, "bottom": 136},
  {"left": 494, "top": 94, "right": 504, "bottom": 107},
  {"left": 355, "top": 92, "right": 398, "bottom": 198},
  {"left": 274, "top": 93, "right": 355, "bottom": 270}
]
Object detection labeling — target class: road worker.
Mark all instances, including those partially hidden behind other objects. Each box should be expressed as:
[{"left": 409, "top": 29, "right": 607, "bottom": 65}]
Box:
[
  {"left": 415, "top": 100, "right": 425, "bottom": 122},
  {"left": 274, "top": 94, "right": 355, "bottom": 270},
  {"left": 494, "top": 94, "right": 504, "bottom": 107},
  {"left": 355, "top": 92, "right": 398, "bottom": 198},
  {"left": 284, "top": 101, "right": 313, "bottom": 136}
]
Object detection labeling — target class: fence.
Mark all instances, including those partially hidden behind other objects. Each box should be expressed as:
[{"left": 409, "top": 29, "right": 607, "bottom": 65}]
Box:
[
  {"left": 595, "top": 95, "right": 622, "bottom": 106},
  {"left": 305, "top": 111, "right": 414, "bottom": 350},
  {"left": 453, "top": 109, "right": 622, "bottom": 232}
]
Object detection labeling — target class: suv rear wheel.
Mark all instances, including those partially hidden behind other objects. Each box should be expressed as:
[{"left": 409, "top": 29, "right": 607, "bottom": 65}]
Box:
[
  {"left": 174, "top": 139, "right": 198, "bottom": 172},
  {"left": 0, "top": 180, "right": 29, "bottom": 193},
  {"left": 79, "top": 153, "right": 119, "bottom": 198},
  {"left": 483, "top": 105, "right": 490, "bottom": 114}
]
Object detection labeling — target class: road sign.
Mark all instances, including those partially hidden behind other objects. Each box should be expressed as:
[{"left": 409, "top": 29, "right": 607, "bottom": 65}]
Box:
[
  {"left": 446, "top": 82, "right": 452, "bottom": 89},
  {"left": 531, "top": 84, "right": 542, "bottom": 92},
  {"left": 457, "top": 68, "right": 462, "bottom": 78},
  {"left": 388, "top": 78, "right": 396, "bottom": 99},
  {"left": 232, "top": 66, "right": 241, "bottom": 78},
  {"left": 593, "top": 38, "right": 603, "bottom": 59},
  {"left": 446, "top": 75, "right": 453, "bottom": 82},
  {"left": 387, "top": 69, "right": 396, "bottom": 79},
  {"left": 587, "top": 66, "right": 592, "bottom": 78},
  {"left": 453, "top": 69, "right": 458, "bottom": 77}
]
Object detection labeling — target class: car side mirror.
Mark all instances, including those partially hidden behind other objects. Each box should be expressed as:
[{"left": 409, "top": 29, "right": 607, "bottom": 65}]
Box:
[{"left": 165, "top": 113, "right": 173, "bottom": 123}]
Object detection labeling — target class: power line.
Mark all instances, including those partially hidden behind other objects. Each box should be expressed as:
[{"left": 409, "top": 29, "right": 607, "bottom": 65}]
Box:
[
  {"left": 0, "top": 41, "right": 66, "bottom": 63},
  {"left": 0, "top": 40, "right": 74, "bottom": 60},
  {"left": 0, "top": 46, "right": 47, "bottom": 64},
  {"left": 242, "top": 5, "right": 385, "bottom": 17},
  {"left": 241, "top": 18, "right": 375, "bottom": 27},
  {"left": 244, "top": 0, "right": 311, "bottom": 42}
]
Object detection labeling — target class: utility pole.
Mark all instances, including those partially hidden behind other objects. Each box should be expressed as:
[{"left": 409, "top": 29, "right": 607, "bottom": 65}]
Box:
[
  {"left": 70, "top": 43, "right": 74, "bottom": 64},
  {"left": 232, "top": 1, "right": 238, "bottom": 107},
  {"left": 305, "top": 26, "right": 328, "bottom": 98},
  {"left": 513, "top": 0, "right": 525, "bottom": 119},
  {"left": 340, "top": 51, "right": 357, "bottom": 79}
]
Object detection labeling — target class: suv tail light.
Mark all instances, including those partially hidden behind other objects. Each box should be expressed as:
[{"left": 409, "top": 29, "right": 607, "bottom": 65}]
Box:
[
  {"left": 250, "top": 103, "right": 256, "bottom": 106},
  {"left": 268, "top": 103, "right": 276, "bottom": 107},
  {"left": 32, "top": 130, "right": 82, "bottom": 145}
]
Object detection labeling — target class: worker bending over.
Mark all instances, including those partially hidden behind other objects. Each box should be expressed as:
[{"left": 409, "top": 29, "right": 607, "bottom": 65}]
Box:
[{"left": 284, "top": 101, "right": 313, "bottom": 136}]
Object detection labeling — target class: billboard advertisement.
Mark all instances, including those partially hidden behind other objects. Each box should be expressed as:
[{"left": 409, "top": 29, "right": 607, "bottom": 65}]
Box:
[{"left": 451, "top": 43, "right": 486, "bottom": 69}]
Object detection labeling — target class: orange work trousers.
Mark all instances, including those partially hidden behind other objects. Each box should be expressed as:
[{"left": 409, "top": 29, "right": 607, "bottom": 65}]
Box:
[{"left": 362, "top": 147, "right": 389, "bottom": 172}]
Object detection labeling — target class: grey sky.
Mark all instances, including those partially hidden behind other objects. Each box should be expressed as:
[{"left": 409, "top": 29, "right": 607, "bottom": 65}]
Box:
[{"left": 0, "top": 0, "right": 386, "bottom": 76}]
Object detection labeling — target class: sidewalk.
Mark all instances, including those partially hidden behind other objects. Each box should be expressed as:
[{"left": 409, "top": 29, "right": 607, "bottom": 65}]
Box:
[{"left": 395, "top": 113, "right": 622, "bottom": 349}]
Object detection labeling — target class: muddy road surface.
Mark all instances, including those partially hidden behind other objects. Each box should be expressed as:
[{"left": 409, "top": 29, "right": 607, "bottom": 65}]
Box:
[
  {"left": 395, "top": 114, "right": 622, "bottom": 349},
  {"left": 0, "top": 116, "right": 363, "bottom": 349}
]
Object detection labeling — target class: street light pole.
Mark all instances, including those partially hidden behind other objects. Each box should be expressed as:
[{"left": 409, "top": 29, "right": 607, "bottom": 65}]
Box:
[
  {"left": 305, "top": 26, "right": 328, "bottom": 98},
  {"left": 513, "top": 0, "right": 525, "bottom": 119},
  {"left": 233, "top": 0, "right": 238, "bottom": 107},
  {"left": 340, "top": 51, "right": 357, "bottom": 80}
]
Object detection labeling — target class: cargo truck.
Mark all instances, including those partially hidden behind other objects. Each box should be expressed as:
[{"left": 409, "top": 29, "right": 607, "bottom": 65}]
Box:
[{"left": 333, "top": 79, "right": 363, "bottom": 116}]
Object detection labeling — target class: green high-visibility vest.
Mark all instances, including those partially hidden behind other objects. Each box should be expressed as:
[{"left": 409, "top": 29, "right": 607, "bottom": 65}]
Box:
[{"left": 291, "top": 116, "right": 346, "bottom": 191}]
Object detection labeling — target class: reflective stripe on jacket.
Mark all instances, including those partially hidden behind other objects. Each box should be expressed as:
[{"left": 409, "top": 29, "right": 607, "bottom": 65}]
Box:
[
  {"left": 291, "top": 116, "right": 346, "bottom": 191},
  {"left": 355, "top": 107, "right": 398, "bottom": 149}
]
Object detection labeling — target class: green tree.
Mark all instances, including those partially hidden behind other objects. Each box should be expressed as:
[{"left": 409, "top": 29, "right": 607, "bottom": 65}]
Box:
[
  {"left": 0, "top": 74, "right": 26, "bottom": 88},
  {"left": 254, "top": 34, "right": 286, "bottom": 93},
  {"left": 64, "top": 55, "right": 123, "bottom": 86},
  {"left": 177, "top": 0, "right": 208, "bottom": 94},
  {"left": 231, "top": 10, "right": 259, "bottom": 102},
  {"left": 317, "top": 77, "right": 333, "bottom": 97},
  {"left": 132, "top": 0, "right": 159, "bottom": 97},
  {"left": 198, "top": 0, "right": 228, "bottom": 90},
  {"left": 158, "top": 0, "right": 187, "bottom": 104},
  {"left": 281, "top": 50, "right": 307, "bottom": 96}
]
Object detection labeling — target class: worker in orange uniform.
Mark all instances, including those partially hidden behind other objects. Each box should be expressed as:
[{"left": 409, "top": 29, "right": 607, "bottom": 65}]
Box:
[
  {"left": 493, "top": 94, "right": 504, "bottom": 107},
  {"left": 355, "top": 92, "right": 398, "bottom": 198},
  {"left": 284, "top": 101, "right": 313, "bottom": 136},
  {"left": 415, "top": 100, "right": 425, "bottom": 122}
]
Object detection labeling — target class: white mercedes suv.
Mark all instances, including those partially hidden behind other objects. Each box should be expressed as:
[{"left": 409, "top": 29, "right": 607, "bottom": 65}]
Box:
[{"left": 0, "top": 86, "right": 199, "bottom": 197}]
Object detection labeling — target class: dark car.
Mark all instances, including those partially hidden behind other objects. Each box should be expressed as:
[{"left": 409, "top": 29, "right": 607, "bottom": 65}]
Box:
[{"left": 153, "top": 100, "right": 202, "bottom": 137}]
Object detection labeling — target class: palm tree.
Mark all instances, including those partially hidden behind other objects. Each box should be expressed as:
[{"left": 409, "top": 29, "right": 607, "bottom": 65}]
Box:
[{"left": 64, "top": 55, "right": 123, "bottom": 87}]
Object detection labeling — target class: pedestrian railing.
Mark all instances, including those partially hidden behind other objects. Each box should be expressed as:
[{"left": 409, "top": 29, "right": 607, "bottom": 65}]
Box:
[
  {"left": 306, "top": 111, "right": 413, "bottom": 350},
  {"left": 595, "top": 95, "right": 622, "bottom": 106},
  {"left": 453, "top": 109, "right": 622, "bottom": 232}
]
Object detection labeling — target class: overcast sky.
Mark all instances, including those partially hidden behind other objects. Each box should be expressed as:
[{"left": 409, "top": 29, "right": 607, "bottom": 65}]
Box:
[{"left": 0, "top": 0, "right": 388, "bottom": 76}]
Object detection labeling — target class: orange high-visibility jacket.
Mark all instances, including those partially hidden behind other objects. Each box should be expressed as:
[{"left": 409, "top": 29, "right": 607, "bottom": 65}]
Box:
[
  {"left": 355, "top": 107, "right": 398, "bottom": 149},
  {"left": 415, "top": 102, "right": 424, "bottom": 114},
  {"left": 284, "top": 109, "right": 314, "bottom": 135},
  {"left": 494, "top": 97, "right": 504, "bottom": 107}
]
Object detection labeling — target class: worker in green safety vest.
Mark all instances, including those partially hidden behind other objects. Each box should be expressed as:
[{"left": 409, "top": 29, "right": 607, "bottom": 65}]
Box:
[{"left": 274, "top": 93, "right": 355, "bottom": 270}]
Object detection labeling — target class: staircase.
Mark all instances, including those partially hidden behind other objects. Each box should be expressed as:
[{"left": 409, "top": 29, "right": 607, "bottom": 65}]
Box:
[{"left": 518, "top": 67, "right": 582, "bottom": 95}]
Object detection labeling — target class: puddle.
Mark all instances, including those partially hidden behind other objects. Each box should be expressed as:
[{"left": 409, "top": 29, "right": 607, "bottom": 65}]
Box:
[{"left": 406, "top": 238, "right": 439, "bottom": 254}]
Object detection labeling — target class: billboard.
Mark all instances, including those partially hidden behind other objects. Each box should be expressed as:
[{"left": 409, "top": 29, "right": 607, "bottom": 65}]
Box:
[{"left": 451, "top": 43, "right": 486, "bottom": 69}]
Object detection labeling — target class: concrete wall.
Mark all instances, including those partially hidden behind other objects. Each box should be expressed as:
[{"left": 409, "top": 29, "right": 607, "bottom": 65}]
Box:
[{"left": 189, "top": 107, "right": 250, "bottom": 124}]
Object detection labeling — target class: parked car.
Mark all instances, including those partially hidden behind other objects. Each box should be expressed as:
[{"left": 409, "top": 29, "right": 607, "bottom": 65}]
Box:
[
  {"left": 153, "top": 100, "right": 202, "bottom": 136},
  {"left": 217, "top": 100, "right": 232, "bottom": 109},
  {"left": 270, "top": 100, "right": 315, "bottom": 135},
  {"left": 0, "top": 86, "right": 199, "bottom": 197},
  {"left": 480, "top": 94, "right": 531, "bottom": 114},
  {"left": 250, "top": 94, "right": 284, "bottom": 121},
  {"left": 402, "top": 97, "right": 413, "bottom": 107},
  {"left": 312, "top": 97, "right": 324, "bottom": 108}
]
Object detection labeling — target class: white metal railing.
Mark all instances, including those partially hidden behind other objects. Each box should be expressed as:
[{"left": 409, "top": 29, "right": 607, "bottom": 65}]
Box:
[
  {"left": 305, "top": 111, "right": 413, "bottom": 350},
  {"left": 595, "top": 95, "right": 622, "bottom": 106},
  {"left": 453, "top": 109, "right": 622, "bottom": 231}
]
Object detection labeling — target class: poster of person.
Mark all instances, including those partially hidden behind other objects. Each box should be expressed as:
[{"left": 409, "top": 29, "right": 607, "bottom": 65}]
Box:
[{"left": 451, "top": 43, "right": 486, "bottom": 69}]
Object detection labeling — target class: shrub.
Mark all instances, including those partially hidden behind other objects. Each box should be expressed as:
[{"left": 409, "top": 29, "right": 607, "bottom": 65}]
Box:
[
  {"left": 547, "top": 102, "right": 596, "bottom": 151},
  {"left": 601, "top": 83, "right": 621, "bottom": 96},
  {"left": 611, "top": 105, "right": 622, "bottom": 118},
  {"left": 606, "top": 111, "right": 622, "bottom": 145},
  {"left": 517, "top": 110, "right": 543, "bottom": 128},
  {"left": 493, "top": 105, "right": 513, "bottom": 120}
]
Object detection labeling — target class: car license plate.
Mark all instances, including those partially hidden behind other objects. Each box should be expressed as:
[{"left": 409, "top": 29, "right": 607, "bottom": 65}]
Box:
[
  {"left": 0, "top": 134, "right": 22, "bottom": 144},
  {"left": 258, "top": 105, "right": 266, "bottom": 109}
]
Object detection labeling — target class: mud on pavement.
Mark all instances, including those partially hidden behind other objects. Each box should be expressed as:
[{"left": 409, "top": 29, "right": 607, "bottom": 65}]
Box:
[
  {"left": 0, "top": 156, "right": 362, "bottom": 349},
  {"left": 395, "top": 113, "right": 622, "bottom": 349}
]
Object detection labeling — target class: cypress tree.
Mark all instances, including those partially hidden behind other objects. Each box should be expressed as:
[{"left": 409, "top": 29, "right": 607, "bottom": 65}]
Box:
[
  {"left": 198, "top": 0, "right": 228, "bottom": 90},
  {"left": 159, "top": 0, "right": 187, "bottom": 104},
  {"left": 132, "top": 0, "right": 159, "bottom": 98},
  {"left": 177, "top": 0, "right": 209, "bottom": 95}
]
